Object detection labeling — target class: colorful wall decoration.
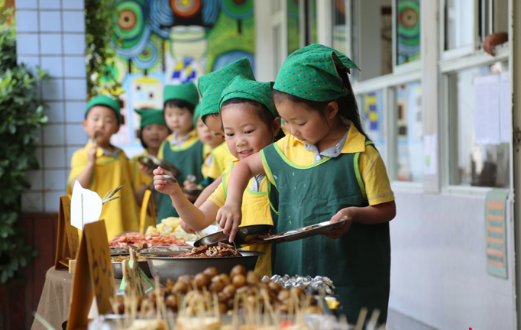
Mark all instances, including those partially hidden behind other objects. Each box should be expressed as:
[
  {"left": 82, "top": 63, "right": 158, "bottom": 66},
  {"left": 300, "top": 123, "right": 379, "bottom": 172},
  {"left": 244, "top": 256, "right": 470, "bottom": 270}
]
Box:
[
  {"left": 104, "top": 0, "right": 255, "bottom": 154},
  {"left": 396, "top": 0, "right": 420, "bottom": 65}
]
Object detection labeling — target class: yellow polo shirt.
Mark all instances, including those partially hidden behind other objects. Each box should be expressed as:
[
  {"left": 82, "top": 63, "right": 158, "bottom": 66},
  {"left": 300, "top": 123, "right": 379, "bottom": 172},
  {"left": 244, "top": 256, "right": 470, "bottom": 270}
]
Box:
[
  {"left": 206, "top": 143, "right": 237, "bottom": 179},
  {"left": 67, "top": 143, "right": 140, "bottom": 240},
  {"left": 266, "top": 122, "right": 394, "bottom": 206},
  {"left": 201, "top": 144, "right": 214, "bottom": 178},
  {"left": 209, "top": 161, "right": 273, "bottom": 277}
]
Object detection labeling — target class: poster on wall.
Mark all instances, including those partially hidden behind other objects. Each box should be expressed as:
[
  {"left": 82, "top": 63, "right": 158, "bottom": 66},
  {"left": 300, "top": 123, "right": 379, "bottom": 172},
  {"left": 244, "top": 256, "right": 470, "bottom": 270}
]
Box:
[
  {"left": 103, "top": 0, "right": 255, "bottom": 156},
  {"left": 485, "top": 190, "right": 509, "bottom": 279},
  {"left": 396, "top": 0, "right": 420, "bottom": 65}
]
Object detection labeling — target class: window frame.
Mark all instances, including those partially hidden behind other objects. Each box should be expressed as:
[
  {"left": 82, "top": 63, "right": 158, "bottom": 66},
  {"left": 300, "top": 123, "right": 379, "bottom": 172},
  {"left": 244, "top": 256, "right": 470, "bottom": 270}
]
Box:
[
  {"left": 439, "top": 0, "right": 480, "bottom": 61},
  {"left": 439, "top": 48, "right": 510, "bottom": 196}
]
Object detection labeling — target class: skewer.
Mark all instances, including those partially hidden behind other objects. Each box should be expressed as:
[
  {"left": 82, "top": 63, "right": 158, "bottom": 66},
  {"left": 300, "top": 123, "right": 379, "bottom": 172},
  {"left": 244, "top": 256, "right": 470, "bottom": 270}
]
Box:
[
  {"left": 354, "top": 307, "right": 368, "bottom": 330},
  {"left": 367, "top": 309, "right": 380, "bottom": 330}
]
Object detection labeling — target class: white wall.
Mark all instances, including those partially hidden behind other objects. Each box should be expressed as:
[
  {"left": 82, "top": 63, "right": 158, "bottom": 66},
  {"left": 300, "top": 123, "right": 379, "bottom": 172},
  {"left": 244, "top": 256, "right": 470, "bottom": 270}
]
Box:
[
  {"left": 389, "top": 191, "right": 516, "bottom": 330},
  {"left": 16, "top": 0, "right": 88, "bottom": 213}
]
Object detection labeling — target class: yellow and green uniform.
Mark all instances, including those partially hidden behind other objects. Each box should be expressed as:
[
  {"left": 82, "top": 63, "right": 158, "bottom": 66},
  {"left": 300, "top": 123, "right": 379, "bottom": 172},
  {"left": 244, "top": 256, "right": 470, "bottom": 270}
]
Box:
[
  {"left": 205, "top": 143, "right": 236, "bottom": 179},
  {"left": 67, "top": 143, "right": 139, "bottom": 240},
  {"left": 157, "top": 130, "right": 205, "bottom": 221},
  {"left": 208, "top": 161, "right": 277, "bottom": 277},
  {"left": 261, "top": 123, "right": 393, "bottom": 324}
]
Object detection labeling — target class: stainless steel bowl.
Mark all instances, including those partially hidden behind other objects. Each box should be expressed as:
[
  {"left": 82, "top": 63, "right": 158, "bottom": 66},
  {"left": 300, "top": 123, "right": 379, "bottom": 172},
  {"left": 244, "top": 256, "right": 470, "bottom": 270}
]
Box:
[
  {"left": 112, "top": 260, "right": 152, "bottom": 279},
  {"left": 146, "top": 251, "right": 264, "bottom": 285},
  {"left": 137, "top": 155, "right": 181, "bottom": 178},
  {"left": 193, "top": 224, "right": 273, "bottom": 247}
]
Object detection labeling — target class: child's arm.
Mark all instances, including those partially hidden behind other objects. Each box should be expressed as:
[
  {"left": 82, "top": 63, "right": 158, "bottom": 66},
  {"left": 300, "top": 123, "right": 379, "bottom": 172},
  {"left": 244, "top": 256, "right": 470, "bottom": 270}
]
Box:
[
  {"left": 153, "top": 167, "right": 218, "bottom": 231},
  {"left": 69, "top": 143, "right": 97, "bottom": 192},
  {"left": 194, "top": 175, "right": 222, "bottom": 208},
  {"left": 216, "top": 153, "right": 265, "bottom": 242},
  {"left": 325, "top": 201, "right": 396, "bottom": 239}
]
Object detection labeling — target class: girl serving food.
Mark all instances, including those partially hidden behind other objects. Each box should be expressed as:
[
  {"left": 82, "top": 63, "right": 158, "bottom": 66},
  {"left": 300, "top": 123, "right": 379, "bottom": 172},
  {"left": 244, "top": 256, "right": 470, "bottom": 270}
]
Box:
[
  {"left": 153, "top": 59, "right": 283, "bottom": 277},
  {"left": 216, "top": 44, "right": 396, "bottom": 324}
]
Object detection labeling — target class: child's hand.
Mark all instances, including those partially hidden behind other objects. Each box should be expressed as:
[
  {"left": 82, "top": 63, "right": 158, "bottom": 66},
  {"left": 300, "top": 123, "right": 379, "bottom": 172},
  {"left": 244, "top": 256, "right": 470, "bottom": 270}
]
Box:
[
  {"left": 325, "top": 208, "right": 355, "bottom": 239},
  {"left": 153, "top": 166, "right": 179, "bottom": 196},
  {"left": 139, "top": 164, "right": 155, "bottom": 177},
  {"left": 87, "top": 143, "right": 97, "bottom": 165},
  {"left": 180, "top": 220, "right": 195, "bottom": 234},
  {"left": 216, "top": 203, "right": 242, "bottom": 242}
]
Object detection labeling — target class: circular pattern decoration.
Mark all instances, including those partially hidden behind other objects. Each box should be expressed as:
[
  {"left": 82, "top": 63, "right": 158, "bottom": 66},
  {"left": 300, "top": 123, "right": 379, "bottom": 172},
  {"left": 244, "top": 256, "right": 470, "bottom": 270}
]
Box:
[
  {"left": 133, "top": 41, "right": 159, "bottom": 70},
  {"left": 220, "top": 0, "right": 253, "bottom": 20},
  {"left": 114, "top": 0, "right": 147, "bottom": 48},
  {"left": 170, "top": 0, "right": 202, "bottom": 18}
]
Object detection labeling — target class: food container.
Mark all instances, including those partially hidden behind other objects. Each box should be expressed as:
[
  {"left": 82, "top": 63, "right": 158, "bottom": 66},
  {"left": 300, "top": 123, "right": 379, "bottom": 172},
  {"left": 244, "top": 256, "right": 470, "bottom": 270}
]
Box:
[
  {"left": 112, "top": 260, "right": 152, "bottom": 279},
  {"left": 146, "top": 251, "right": 264, "bottom": 285}
]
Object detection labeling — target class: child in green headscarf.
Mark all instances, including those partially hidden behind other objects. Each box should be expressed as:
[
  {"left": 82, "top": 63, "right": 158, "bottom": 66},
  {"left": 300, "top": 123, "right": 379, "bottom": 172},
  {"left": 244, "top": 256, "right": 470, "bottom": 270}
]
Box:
[
  {"left": 156, "top": 81, "right": 204, "bottom": 221},
  {"left": 132, "top": 109, "right": 170, "bottom": 206},
  {"left": 153, "top": 73, "right": 284, "bottom": 277},
  {"left": 216, "top": 44, "right": 396, "bottom": 325}
]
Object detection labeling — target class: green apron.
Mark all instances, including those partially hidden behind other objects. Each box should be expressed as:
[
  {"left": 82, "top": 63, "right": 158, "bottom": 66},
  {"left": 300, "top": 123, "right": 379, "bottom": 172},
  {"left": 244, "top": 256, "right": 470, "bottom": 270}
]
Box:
[
  {"left": 261, "top": 142, "right": 390, "bottom": 324},
  {"left": 157, "top": 140, "right": 205, "bottom": 221}
]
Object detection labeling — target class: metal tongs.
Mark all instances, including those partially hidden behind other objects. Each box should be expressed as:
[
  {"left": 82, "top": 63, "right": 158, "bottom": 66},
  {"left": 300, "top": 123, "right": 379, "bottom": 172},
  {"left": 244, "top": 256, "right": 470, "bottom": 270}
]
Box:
[{"left": 231, "top": 240, "right": 242, "bottom": 256}]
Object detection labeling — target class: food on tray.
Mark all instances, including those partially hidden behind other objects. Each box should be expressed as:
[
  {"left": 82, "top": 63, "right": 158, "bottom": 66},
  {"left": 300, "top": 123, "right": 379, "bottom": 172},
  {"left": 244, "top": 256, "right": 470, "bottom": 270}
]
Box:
[
  {"left": 109, "top": 232, "right": 189, "bottom": 247},
  {"left": 171, "top": 243, "right": 241, "bottom": 258},
  {"left": 110, "top": 247, "right": 130, "bottom": 255},
  {"left": 177, "top": 317, "right": 221, "bottom": 330},
  {"left": 112, "top": 266, "right": 323, "bottom": 316},
  {"left": 266, "top": 274, "right": 335, "bottom": 296},
  {"left": 146, "top": 217, "right": 199, "bottom": 241}
]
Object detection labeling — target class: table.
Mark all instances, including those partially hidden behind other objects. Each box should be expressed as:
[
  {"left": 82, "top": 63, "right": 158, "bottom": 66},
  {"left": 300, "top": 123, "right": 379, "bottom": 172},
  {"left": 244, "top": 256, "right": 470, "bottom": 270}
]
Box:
[{"left": 31, "top": 267, "right": 131, "bottom": 330}]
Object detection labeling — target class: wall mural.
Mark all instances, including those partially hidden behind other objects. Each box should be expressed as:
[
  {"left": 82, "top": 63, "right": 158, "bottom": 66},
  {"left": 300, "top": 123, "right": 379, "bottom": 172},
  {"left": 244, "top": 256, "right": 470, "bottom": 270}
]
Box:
[
  {"left": 396, "top": 0, "right": 420, "bottom": 65},
  {"left": 104, "top": 0, "right": 255, "bottom": 150}
]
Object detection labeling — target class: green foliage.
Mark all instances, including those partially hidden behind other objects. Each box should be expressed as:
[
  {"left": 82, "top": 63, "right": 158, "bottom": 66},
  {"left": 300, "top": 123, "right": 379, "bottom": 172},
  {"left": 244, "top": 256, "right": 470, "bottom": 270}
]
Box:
[
  {"left": 0, "top": 24, "right": 47, "bottom": 283},
  {"left": 85, "top": 0, "right": 122, "bottom": 97}
]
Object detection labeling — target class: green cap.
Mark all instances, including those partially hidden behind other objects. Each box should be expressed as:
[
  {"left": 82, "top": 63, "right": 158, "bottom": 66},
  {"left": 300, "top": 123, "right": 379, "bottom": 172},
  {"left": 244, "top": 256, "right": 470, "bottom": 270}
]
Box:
[
  {"left": 163, "top": 81, "right": 200, "bottom": 106},
  {"left": 198, "top": 58, "right": 255, "bottom": 121},
  {"left": 134, "top": 109, "right": 166, "bottom": 130},
  {"left": 85, "top": 94, "right": 123, "bottom": 124},
  {"left": 273, "top": 44, "right": 360, "bottom": 102},
  {"left": 193, "top": 103, "right": 202, "bottom": 127},
  {"left": 219, "top": 76, "right": 279, "bottom": 118}
]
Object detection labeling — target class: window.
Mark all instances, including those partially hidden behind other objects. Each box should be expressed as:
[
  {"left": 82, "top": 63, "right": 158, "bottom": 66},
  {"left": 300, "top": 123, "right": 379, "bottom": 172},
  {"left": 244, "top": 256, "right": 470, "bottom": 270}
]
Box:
[
  {"left": 444, "top": 0, "right": 475, "bottom": 51},
  {"left": 351, "top": 0, "right": 393, "bottom": 81},
  {"left": 396, "top": 0, "right": 421, "bottom": 65},
  {"left": 359, "top": 90, "right": 387, "bottom": 164},
  {"left": 447, "top": 62, "right": 509, "bottom": 188},
  {"left": 332, "top": 0, "right": 347, "bottom": 54},
  {"left": 395, "top": 81, "right": 422, "bottom": 182}
]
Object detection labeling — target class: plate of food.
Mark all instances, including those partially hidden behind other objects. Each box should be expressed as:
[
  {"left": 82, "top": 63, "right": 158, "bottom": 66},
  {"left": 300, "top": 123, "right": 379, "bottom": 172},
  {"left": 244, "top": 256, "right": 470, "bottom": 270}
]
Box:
[
  {"left": 111, "top": 254, "right": 152, "bottom": 278},
  {"left": 146, "top": 243, "right": 263, "bottom": 285},
  {"left": 262, "top": 218, "right": 351, "bottom": 244}
]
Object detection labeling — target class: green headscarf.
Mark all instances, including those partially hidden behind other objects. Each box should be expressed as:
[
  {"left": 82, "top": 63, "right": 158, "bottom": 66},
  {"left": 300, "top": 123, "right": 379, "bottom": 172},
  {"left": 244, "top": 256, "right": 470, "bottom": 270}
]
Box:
[
  {"left": 134, "top": 109, "right": 166, "bottom": 130},
  {"left": 193, "top": 103, "right": 202, "bottom": 127},
  {"left": 163, "top": 81, "right": 200, "bottom": 106},
  {"left": 85, "top": 94, "right": 123, "bottom": 124},
  {"left": 273, "top": 44, "right": 360, "bottom": 102},
  {"left": 219, "top": 76, "right": 279, "bottom": 118},
  {"left": 198, "top": 58, "right": 255, "bottom": 121}
]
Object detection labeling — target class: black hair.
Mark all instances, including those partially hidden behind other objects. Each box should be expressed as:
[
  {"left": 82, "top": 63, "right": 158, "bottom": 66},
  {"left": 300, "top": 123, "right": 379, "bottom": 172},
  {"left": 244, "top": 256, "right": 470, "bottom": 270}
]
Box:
[
  {"left": 202, "top": 113, "right": 221, "bottom": 125},
  {"left": 271, "top": 69, "right": 371, "bottom": 142},
  {"left": 164, "top": 99, "right": 196, "bottom": 114},
  {"left": 221, "top": 98, "right": 285, "bottom": 142},
  {"left": 137, "top": 125, "right": 171, "bottom": 151}
]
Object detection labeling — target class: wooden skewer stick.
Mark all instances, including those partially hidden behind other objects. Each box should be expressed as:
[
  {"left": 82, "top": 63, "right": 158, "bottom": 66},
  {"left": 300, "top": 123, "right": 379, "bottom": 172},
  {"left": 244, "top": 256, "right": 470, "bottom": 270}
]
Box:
[
  {"left": 354, "top": 307, "right": 368, "bottom": 330},
  {"left": 367, "top": 309, "right": 381, "bottom": 330}
]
